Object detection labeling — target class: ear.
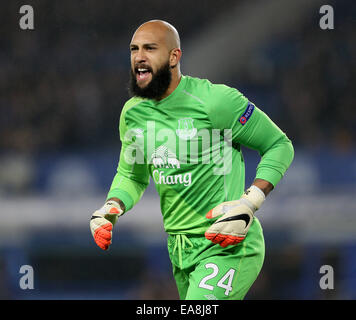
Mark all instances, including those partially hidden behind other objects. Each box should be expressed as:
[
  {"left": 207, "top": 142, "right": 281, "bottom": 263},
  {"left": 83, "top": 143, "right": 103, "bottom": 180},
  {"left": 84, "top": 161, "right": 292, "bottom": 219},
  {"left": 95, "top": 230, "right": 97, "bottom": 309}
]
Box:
[{"left": 169, "top": 48, "right": 182, "bottom": 68}]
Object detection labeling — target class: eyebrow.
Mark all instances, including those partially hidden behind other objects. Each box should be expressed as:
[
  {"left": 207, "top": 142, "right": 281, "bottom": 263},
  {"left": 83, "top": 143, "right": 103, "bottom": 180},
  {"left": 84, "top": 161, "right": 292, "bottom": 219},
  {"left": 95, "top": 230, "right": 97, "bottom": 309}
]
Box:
[{"left": 130, "top": 43, "right": 159, "bottom": 48}]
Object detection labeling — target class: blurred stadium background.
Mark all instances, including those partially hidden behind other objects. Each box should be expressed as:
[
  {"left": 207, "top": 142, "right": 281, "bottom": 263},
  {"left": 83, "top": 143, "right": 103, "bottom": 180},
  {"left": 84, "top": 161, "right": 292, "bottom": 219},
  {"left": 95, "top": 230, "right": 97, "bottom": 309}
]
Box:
[{"left": 0, "top": 0, "right": 355, "bottom": 299}]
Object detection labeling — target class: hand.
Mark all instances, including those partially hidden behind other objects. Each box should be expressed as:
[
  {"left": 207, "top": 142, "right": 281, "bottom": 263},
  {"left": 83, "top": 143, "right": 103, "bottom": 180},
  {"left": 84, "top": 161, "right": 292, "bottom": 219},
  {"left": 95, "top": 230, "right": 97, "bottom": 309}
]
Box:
[
  {"left": 205, "top": 186, "right": 265, "bottom": 247},
  {"left": 90, "top": 200, "right": 124, "bottom": 250}
]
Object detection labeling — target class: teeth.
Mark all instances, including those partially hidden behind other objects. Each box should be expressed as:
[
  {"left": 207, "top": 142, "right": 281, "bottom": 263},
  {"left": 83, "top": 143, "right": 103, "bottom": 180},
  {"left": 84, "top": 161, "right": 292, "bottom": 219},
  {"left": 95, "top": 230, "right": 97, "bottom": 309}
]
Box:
[{"left": 138, "top": 68, "right": 148, "bottom": 72}]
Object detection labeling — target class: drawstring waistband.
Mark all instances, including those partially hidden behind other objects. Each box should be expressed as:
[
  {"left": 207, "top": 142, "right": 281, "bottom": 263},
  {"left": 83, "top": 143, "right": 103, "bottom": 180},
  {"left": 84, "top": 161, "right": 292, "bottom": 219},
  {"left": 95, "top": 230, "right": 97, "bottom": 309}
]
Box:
[{"left": 172, "top": 234, "right": 194, "bottom": 269}]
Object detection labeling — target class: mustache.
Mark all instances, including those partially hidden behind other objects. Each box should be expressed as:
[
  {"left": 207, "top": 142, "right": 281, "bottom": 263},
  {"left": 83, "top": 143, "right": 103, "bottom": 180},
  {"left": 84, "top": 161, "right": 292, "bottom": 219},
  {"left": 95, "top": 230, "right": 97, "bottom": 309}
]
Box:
[{"left": 134, "top": 64, "right": 153, "bottom": 73}]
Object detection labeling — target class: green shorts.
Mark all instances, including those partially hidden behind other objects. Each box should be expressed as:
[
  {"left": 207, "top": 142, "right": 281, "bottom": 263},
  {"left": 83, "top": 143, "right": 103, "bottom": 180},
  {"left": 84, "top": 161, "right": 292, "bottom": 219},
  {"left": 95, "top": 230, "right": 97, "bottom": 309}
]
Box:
[{"left": 167, "top": 217, "right": 265, "bottom": 300}]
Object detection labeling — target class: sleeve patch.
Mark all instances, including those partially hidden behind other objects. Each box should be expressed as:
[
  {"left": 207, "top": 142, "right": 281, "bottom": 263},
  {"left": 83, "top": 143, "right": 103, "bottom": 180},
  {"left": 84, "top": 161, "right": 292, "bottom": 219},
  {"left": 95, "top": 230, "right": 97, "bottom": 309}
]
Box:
[{"left": 239, "top": 101, "right": 255, "bottom": 125}]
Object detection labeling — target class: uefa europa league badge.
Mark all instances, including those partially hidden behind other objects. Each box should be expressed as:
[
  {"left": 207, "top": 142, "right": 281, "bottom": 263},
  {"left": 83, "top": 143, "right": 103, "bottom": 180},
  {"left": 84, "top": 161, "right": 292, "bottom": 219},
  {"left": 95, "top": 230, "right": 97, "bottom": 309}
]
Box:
[{"left": 176, "top": 118, "right": 197, "bottom": 140}]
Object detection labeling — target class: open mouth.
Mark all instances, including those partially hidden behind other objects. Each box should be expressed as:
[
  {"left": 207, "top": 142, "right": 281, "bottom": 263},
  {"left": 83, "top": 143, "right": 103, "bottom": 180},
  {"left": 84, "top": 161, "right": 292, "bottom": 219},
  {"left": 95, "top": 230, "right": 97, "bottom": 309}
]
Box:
[{"left": 136, "top": 67, "right": 152, "bottom": 82}]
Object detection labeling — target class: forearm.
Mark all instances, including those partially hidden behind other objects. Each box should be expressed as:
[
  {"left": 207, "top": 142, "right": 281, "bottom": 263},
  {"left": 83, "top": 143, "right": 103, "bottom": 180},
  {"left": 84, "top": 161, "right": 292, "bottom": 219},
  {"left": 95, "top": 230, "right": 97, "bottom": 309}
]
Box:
[
  {"left": 252, "top": 178, "right": 273, "bottom": 196},
  {"left": 236, "top": 107, "right": 294, "bottom": 188},
  {"left": 107, "top": 173, "right": 148, "bottom": 212},
  {"left": 107, "top": 138, "right": 150, "bottom": 212},
  {"left": 255, "top": 135, "right": 294, "bottom": 187}
]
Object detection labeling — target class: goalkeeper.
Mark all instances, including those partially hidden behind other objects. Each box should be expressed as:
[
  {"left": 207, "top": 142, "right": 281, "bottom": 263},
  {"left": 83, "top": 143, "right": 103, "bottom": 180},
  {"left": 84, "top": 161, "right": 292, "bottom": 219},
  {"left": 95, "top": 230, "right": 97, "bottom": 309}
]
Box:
[{"left": 90, "top": 20, "right": 294, "bottom": 300}]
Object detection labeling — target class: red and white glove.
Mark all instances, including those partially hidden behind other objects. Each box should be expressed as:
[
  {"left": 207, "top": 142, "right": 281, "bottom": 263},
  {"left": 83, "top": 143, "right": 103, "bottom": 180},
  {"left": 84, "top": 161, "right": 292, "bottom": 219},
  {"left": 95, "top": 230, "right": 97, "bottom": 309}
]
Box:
[
  {"left": 205, "top": 185, "right": 265, "bottom": 247},
  {"left": 90, "top": 200, "right": 124, "bottom": 250}
]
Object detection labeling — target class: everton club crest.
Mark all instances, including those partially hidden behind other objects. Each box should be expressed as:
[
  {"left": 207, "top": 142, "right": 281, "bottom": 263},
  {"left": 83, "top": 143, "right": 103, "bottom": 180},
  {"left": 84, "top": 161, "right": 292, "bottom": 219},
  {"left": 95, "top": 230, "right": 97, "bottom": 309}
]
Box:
[{"left": 176, "top": 118, "right": 197, "bottom": 140}]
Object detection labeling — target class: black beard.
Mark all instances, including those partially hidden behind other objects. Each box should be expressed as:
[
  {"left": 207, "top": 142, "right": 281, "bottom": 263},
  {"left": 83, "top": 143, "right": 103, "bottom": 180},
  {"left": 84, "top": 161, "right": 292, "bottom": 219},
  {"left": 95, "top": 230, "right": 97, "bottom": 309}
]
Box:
[{"left": 128, "top": 62, "right": 172, "bottom": 100}]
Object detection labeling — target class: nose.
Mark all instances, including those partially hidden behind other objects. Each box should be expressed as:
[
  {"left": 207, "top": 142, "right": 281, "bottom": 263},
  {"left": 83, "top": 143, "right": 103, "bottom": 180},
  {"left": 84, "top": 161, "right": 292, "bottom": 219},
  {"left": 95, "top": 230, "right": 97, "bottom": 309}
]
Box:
[{"left": 134, "top": 48, "right": 146, "bottom": 63}]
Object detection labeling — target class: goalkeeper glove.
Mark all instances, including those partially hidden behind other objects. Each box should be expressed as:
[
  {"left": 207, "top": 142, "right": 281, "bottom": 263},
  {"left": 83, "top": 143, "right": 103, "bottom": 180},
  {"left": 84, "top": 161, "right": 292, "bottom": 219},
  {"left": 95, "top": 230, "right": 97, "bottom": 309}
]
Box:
[
  {"left": 205, "top": 185, "right": 265, "bottom": 247},
  {"left": 90, "top": 200, "right": 124, "bottom": 250}
]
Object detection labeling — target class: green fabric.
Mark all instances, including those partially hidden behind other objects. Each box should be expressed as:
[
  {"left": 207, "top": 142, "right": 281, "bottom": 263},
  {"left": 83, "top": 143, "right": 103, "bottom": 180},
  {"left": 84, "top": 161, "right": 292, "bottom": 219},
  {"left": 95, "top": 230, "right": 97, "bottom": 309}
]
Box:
[
  {"left": 172, "top": 234, "right": 194, "bottom": 270},
  {"left": 168, "top": 218, "right": 265, "bottom": 300},
  {"left": 107, "top": 97, "right": 150, "bottom": 211},
  {"left": 108, "top": 75, "right": 294, "bottom": 233}
]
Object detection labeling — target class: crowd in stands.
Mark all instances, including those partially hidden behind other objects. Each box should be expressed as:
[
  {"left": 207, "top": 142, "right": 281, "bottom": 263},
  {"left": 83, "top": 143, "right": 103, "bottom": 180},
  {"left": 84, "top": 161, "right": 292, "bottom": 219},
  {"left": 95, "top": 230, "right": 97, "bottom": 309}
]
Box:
[{"left": 1, "top": 0, "right": 354, "bottom": 154}]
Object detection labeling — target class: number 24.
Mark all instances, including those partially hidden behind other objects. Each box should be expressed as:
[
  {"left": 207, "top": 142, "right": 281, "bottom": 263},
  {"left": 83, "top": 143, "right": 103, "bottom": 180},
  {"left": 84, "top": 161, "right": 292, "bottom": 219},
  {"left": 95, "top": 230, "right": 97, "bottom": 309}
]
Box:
[{"left": 198, "top": 263, "right": 236, "bottom": 296}]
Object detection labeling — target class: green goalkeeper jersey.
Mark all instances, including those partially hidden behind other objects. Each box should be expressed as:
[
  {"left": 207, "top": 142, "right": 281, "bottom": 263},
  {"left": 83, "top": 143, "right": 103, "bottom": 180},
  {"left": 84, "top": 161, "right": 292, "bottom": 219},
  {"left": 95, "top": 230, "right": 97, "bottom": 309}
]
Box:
[{"left": 107, "top": 75, "right": 294, "bottom": 235}]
